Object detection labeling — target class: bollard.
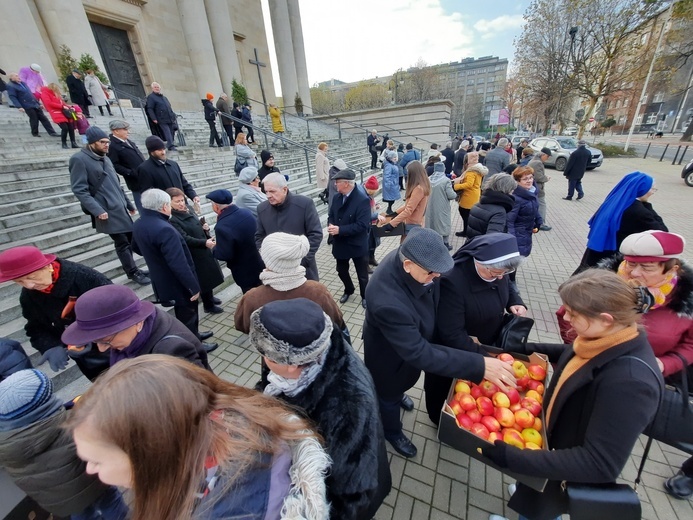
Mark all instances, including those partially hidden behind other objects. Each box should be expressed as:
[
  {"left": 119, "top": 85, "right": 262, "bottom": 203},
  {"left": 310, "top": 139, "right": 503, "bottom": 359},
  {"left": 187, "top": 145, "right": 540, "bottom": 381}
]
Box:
[
  {"left": 672, "top": 146, "right": 681, "bottom": 165},
  {"left": 643, "top": 142, "right": 651, "bottom": 159},
  {"left": 678, "top": 146, "right": 689, "bottom": 165},
  {"left": 659, "top": 144, "right": 669, "bottom": 162}
]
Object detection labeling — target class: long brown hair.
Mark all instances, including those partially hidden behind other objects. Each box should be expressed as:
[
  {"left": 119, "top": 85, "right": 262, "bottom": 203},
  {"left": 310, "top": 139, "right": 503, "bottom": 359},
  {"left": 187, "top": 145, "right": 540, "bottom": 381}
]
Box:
[
  {"left": 47, "top": 82, "right": 62, "bottom": 97},
  {"left": 65, "top": 355, "right": 318, "bottom": 520},
  {"left": 405, "top": 161, "right": 431, "bottom": 199}
]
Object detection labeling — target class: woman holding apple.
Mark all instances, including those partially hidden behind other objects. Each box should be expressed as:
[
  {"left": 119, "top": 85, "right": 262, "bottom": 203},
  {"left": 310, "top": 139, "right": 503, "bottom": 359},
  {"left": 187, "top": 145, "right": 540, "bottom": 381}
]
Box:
[{"left": 484, "top": 269, "right": 662, "bottom": 520}]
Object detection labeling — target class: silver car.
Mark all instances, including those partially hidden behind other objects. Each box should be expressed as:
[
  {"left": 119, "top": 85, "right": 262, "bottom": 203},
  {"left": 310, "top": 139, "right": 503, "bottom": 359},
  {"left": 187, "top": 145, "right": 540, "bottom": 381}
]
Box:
[{"left": 529, "top": 136, "right": 603, "bottom": 171}]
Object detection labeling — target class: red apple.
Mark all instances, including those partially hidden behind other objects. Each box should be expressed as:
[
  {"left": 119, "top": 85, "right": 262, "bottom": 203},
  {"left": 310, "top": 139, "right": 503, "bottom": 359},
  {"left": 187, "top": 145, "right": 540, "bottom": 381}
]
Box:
[
  {"left": 476, "top": 396, "right": 494, "bottom": 416},
  {"left": 505, "top": 387, "right": 521, "bottom": 405},
  {"left": 471, "top": 423, "right": 490, "bottom": 440},
  {"left": 488, "top": 431, "right": 503, "bottom": 443},
  {"left": 502, "top": 429, "right": 525, "bottom": 449},
  {"left": 514, "top": 408, "right": 535, "bottom": 429},
  {"left": 457, "top": 413, "right": 474, "bottom": 430},
  {"left": 455, "top": 380, "right": 472, "bottom": 393},
  {"left": 492, "top": 392, "right": 511, "bottom": 408},
  {"left": 470, "top": 385, "right": 484, "bottom": 400},
  {"left": 527, "top": 380, "right": 545, "bottom": 395},
  {"left": 480, "top": 380, "right": 500, "bottom": 398},
  {"left": 459, "top": 393, "right": 477, "bottom": 412},
  {"left": 521, "top": 427, "right": 543, "bottom": 447},
  {"left": 494, "top": 407, "right": 516, "bottom": 428},
  {"left": 516, "top": 375, "right": 531, "bottom": 391},
  {"left": 532, "top": 417, "right": 542, "bottom": 431},
  {"left": 520, "top": 398, "right": 542, "bottom": 417},
  {"left": 509, "top": 403, "right": 522, "bottom": 412},
  {"left": 498, "top": 353, "right": 515, "bottom": 364},
  {"left": 525, "top": 390, "right": 543, "bottom": 404},
  {"left": 528, "top": 364, "right": 547, "bottom": 381},
  {"left": 467, "top": 409, "right": 482, "bottom": 423},
  {"left": 451, "top": 402, "right": 463, "bottom": 415},
  {"left": 480, "top": 415, "right": 501, "bottom": 433},
  {"left": 512, "top": 360, "right": 528, "bottom": 378}
]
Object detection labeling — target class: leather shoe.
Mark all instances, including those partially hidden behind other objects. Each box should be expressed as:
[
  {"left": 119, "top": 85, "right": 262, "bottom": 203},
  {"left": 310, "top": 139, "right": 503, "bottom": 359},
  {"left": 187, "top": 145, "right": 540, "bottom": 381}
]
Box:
[
  {"left": 199, "top": 331, "right": 214, "bottom": 341},
  {"left": 400, "top": 394, "right": 415, "bottom": 411},
  {"left": 539, "top": 224, "right": 552, "bottom": 231},
  {"left": 139, "top": 269, "right": 149, "bottom": 276},
  {"left": 664, "top": 471, "right": 693, "bottom": 499},
  {"left": 339, "top": 293, "right": 351, "bottom": 304},
  {"left": 576, "top": 195, "right": 584, "bottom": 200},
  {"left": 212, "top": 296, "right": 222, "bottom": 305},
  {"left": 204, "top": 305, "right": 224, "bottom": 314},
  {"left": 562, "top": 197, "right": 573, "bottom": 200},
  {"left": 202, "top": 342, "right": 218, "bottom": 354},
  {"left": 129, "top": 271, "right": 151, "bottom": 285},
  {"left": 386, "top": 433, "right": 417, "bottom": 458},
  {"left": 369, "top": 257, "right": 379, "bottom": 267},
  {"left": 361, "top": 299, "right": 367, "bottom": 309}
]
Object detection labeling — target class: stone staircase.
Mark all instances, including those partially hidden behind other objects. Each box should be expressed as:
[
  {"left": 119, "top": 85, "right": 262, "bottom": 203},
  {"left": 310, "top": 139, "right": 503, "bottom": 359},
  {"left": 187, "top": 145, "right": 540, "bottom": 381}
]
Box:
[{"left": 0, "top": 103, "right": 374, "bottom": 393}]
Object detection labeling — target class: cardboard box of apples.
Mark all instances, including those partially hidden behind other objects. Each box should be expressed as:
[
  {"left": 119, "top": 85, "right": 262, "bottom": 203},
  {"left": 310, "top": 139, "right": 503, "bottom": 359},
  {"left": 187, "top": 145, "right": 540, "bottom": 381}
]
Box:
[{"left": 437, "top": 348, "right": 553, "bottom": 492}]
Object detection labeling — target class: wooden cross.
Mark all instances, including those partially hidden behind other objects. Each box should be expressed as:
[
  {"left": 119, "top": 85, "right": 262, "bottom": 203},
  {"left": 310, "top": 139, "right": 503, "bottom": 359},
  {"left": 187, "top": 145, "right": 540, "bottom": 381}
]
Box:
[{"left": 249, "top": 48, "right": 268, "bottom": 116}]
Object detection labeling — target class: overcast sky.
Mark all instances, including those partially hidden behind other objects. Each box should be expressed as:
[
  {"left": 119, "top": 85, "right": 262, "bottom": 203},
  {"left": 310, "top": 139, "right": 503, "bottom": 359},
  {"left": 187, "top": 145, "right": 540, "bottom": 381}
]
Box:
[{"left": 261, "top": 0, "right": 531, "bottom": 95}]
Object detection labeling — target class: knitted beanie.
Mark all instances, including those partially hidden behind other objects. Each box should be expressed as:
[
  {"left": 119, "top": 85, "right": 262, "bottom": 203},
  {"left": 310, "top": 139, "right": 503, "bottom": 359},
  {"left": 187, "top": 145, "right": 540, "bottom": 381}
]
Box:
[
  {"left": 261, "top": 150, "right": 273, "bottom": 164},
  {"left": 0, "top": 369, "right": 53, "bottom": 422},
  {"left": 261, "top": 233, "right": 310, "bottom": 273},
  {"left": 205, "top": 92, "right": 214, "bottom": 100},
  {"left": 85, "top": 126, "right": 108, "bottom": 144},
  {"left": 145, "top": 135, "right": 166, "bottom": 152}
]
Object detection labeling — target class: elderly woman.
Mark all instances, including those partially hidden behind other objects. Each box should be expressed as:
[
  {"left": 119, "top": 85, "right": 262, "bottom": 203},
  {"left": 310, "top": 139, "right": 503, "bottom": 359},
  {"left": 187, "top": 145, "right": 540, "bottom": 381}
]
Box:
[
  {"left": 426, "top": 161, "right": 457, "bottom": 250},
  {"left": 83, "top": 70, "right": 111, "bottom": 116},
  {"left": 381, "top": 150, "right": 402, "bottom": 215},
  {"left": 62, "top": 284, "right": 210, "bottom": 369},
  {"left": 466, "top": 173, "right": 517, "bottom": 240},
  {"left": 454, "top": 161, "right": 488, "bottom": 237},
  {"left": 0, "top": 246, "right": 111, "bottom": 380},
  {"left": 315, "top": 142, "right": 330, "bottom": 194},
  {"left": 235, "top": 166, "right": 267, "bottom": 218},
  {"left": 575, "top": 171, "right": 667, "bottom": 273},
  {"left": 234, "top": 132, "right": 258, "bottom": 173},
  {"left": 166, "top": 187, "right": 224, "bottom": 314},
  {"left": 507, "top": 166, "right": 542, "bottom": 269},
  {"left": 363, "top": 227, "right": 516, "bottom": 458}
]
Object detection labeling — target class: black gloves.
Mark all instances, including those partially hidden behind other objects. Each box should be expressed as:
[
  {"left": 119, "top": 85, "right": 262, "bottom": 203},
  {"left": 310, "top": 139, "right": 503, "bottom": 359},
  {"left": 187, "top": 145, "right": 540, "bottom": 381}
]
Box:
[
  {"left": 382, "top": 223, "right": 394, "bottom": 232},
  {"left": 482, "top": 440, "right": 509, "bottom": 468}
]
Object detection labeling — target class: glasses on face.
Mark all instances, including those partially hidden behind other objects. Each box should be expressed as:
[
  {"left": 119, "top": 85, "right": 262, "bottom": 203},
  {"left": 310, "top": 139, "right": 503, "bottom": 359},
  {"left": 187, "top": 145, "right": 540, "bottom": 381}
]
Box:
[
  {"left": 95, "top": 332, "right": 118, "bottom": 347},
  {"left": 482, "top": 265, "right": 516, "bottom": 277},
  {"left": 97, "top": 139, "right": 110, "bottom": 145}
]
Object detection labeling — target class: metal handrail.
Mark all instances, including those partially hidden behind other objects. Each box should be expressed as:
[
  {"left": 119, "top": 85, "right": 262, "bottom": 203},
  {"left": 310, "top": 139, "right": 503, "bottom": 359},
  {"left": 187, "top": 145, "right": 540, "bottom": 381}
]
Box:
[{"left": 247, "top": 97, "right": 312, "bottom": 139}]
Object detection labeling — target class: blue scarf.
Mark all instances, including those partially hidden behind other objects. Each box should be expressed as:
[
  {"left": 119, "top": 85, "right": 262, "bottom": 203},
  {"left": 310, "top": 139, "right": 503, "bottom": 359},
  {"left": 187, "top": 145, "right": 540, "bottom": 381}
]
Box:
[
  {"left": 586, "top": 172, "right": 653, "bottom": 252},
  {"left": 110, "top": 311, "right": 156, "bottom": 365}
]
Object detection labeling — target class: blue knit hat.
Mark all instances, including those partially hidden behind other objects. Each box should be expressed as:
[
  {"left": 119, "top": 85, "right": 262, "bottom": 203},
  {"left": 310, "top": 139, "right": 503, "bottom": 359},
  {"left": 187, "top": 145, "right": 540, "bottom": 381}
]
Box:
[{"left": 0, "top": 369, "right": 53, "bottom": 422}]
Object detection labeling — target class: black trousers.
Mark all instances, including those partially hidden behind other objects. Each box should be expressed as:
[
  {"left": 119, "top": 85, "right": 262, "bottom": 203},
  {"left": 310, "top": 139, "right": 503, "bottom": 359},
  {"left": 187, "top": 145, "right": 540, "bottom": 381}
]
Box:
[
  {"left": 207, "top": 120, "right": 222, "bottom": 146},
  {"left": 222, "top": 124, "right": 234, "bottom": 142},
  {"left": 25, "top": 107, "right": 55, "bottom": 136},
  {"left": 423, "top": 372, "right": 453, "bottom": 426},
  {"left": 109, "top": 232, "right": 138, "bottom": 276},
  {"left": 97, "top": 104, "right": 113, "bottom": 116},
  {"left": 201, "top": 290, "right": 215, "bottom": 309},
  {"left": 57, "top": 122, "right": 75, "bottom": 145},
  {"left": 378, "top": 394, "right": 404, "bottom": 438},
  {"left": 78, "top": 102, "right": 90, "bottom": 117},
  {"left": 370, "top": 149, "right": 378, "bottom": 169},
  {"left": 244, "top": 124, "right": 255, "bottom": 143},
  {"left": 174, "top": 299, "right": 199, "bottom": 338},
  {"left": 458, "top": 207, "right": 471, "bottom": 234},
  {"left": 159, "top": 123, "right": 175, "bottom": 149},
  {"left": 233, "top": 125, "right": 244, "bottom": 141},
  {"left": 336, "top": 255, "right": 369, "bottom": 298}
]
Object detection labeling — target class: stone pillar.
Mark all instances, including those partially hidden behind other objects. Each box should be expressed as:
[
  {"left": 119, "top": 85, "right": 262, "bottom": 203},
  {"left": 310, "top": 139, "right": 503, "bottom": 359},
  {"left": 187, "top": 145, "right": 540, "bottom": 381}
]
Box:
[
  {"left": 286, "top": 0, "right": 311, "bottom": 115},
  {"left": 268, "top": 0, "right": 299, "bottom": 114},
  {"left": 33, "top": 0, "right": 108, "bottom": 78},
  {"left": 176, "top": 0, "right": 223, "bottom": 97},
  {"left": 0, "top": 0, "right": 58, "bottom": 83},
  {"left": 204, "top": 0, "right": 242, "bottom": 93}
]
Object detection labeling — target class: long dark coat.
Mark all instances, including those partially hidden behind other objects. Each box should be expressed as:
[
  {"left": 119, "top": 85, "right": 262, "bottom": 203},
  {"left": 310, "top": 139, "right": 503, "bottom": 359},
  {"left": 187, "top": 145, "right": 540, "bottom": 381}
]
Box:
[
  {"left": 328, "top": 186, "right": 371, "bottom": 260},
  {"left": 169, "top": 207, "right": 224, "bottom": 293},
  {"left": 136, "top": 156, "right": 197, "bottom": 200},
  {"left": 466, "top": 190, "right": 515, "bottom": 239},
  {"left": 108, "top": 134, "right": 145, "bottom": 192},
  {"left": 563, "top": 145, "right": 592, "bottom": 180},
  {"left": 615, "top": 199, "right": 668, "bottom": 247},
  {"left": 213, "top": 205, "right": 263, "bottom": 293},
  {"left": 507, "top": 186, "right": 542, "bottom": 256},
  {"left": 66, "top": 74, "right": 88, "bottom": 106},
  {"left": 132, "top": 209, "right": 200, "bottom": 304},
  {"left": 505, "top": 333, "right": 661, "bottom": 520},
  {"left": 264, "top": 328, "right": 391, "bottom": 520},
  {"left": 145, "top": 92, "right": 176, "bottom": 124}
]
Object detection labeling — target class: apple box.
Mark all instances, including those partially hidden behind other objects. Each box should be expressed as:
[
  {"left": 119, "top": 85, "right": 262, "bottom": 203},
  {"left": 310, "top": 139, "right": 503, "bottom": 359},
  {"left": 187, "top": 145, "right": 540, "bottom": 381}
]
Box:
[{"left": 437, "top": 349, "right": 553, "bottom": 492}]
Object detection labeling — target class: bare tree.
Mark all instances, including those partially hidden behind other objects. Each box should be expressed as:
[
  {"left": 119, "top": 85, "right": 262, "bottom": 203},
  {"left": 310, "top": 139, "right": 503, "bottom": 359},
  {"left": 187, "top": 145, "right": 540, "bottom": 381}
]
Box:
[
  {"left": 310, "top": 87, "right": 344, "bottom": 115},
  {"left": 344, "top": 82, "right": 390, "bottom": 111}
]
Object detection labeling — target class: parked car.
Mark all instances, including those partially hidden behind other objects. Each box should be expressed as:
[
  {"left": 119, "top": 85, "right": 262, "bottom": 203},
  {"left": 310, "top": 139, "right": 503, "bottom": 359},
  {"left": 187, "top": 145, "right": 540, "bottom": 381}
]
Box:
[
  {"left": 682, "top": 157, "right": 693, "bottom": 187},
  {"left": 510, "top": 135, "right": 531, "bottom": 147},
  {"left": 529, "top": 136, "right": 603, "bottom": 171},
  {"left": 564, "top": 126, "right": 578, "bottom": 136}
]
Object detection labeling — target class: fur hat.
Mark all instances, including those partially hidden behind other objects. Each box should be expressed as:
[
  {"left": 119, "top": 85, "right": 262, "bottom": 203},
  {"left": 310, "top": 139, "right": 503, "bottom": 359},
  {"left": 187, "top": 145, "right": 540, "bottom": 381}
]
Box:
[
  {"left": 364, "top": 176, "right": 379, "bottom": 190},
  {"left": 85, "top": 126, "right": 108, "bottom": 144},
  {"left": 332, "top": 159, "right": 347, "bottom": 170},
  {"left": 620, "top": 231, "right": 685, "bottom": 262},
  {"left": 260, "top": 233, "right": 310, "bottom": 273},
  {"left": 468, "top": 163, "right": 488, "bottom": 176},
  {"left": 261, "top": 150, "right": 274, "bottom": 164},
  {"left": 400, "top": 227, "right": 454, "bottom": 274},
  {"left": 249, "top": 299, "right": 332, "bottom": 366},
  {"left": 145, "top": 135, "right": 166, "bottom": 152}
]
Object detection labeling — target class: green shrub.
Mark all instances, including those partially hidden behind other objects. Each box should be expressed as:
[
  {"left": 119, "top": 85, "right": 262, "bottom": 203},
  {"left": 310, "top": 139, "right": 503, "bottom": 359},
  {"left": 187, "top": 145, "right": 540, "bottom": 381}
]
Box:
[
  {"left": 594, "top": 143, "right": 638, "bottom": 157},
  {"left": 231, "top": 79, "right": 248, "bottom": 106}
]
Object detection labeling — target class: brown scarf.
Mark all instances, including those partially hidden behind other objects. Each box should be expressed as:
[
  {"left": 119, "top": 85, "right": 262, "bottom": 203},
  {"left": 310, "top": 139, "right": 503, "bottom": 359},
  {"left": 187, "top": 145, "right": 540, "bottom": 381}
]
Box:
[{"left": 545, "top": 324, "right": 638, "bottom": 427}]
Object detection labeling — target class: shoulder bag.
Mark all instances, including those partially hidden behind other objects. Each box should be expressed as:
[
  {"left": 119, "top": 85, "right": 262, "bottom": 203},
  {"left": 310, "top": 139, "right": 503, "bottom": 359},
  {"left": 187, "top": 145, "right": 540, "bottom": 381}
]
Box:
[
  {"left": 496, "top": 313, "right": 534, "bottom": 352},
  {"left": 234, "top": 156, "right": 247, "bottom": 175}
]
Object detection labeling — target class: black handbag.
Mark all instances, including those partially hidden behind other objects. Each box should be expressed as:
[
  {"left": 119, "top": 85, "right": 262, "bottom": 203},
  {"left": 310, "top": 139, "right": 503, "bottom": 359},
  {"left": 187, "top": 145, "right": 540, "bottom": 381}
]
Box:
[
  {"left": 645, "top": 352, "right": 693, "bottom": 454},
  {"left": 371, "top": 222, "right": 406, "bottom": 238},
  {"left": 495, "top": 313, "right": 534, "bottom": 351}
]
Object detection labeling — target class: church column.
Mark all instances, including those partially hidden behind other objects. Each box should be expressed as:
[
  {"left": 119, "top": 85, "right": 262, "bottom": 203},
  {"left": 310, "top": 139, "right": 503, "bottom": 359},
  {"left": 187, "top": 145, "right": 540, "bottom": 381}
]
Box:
[
  {"left": 286, "top": 0, "right": 312, "bottom": 115},
  {"left": 204, "top": 0, "right": 242, "bottom": 93},
  {"left": 176, "top": 0, "right": 223, "bottom": 97},
  {"left": 34, "top": 0, "right": 107, "bottom": 78},
  {"left": 268, "top": 0, "right": 299, "bottom": 114},
  {"left": 0, "top": 0, "right": 57, "bottom": 83}
]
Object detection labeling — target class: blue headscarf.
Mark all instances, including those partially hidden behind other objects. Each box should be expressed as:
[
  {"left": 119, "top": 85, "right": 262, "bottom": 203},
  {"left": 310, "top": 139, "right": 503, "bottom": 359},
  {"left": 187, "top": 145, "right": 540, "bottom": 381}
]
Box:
[{"left": 586, "top": 172, "right": 654, "bottom": 252}]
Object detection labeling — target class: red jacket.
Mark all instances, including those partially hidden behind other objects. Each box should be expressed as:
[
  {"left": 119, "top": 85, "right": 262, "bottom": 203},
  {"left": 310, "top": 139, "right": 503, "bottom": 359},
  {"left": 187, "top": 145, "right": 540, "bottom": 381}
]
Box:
[{"left": 39, "top": 87, "right": 68, "bottom": 124}]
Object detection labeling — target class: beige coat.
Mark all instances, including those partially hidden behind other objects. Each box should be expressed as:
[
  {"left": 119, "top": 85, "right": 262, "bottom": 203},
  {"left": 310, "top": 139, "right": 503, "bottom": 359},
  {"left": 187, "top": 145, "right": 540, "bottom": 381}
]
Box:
[
  {"left": 84, "top": 74, "right": 107, "bottom": 106},
  {"left": 315, "top": 150, "right": 330, "bottom": 189}
]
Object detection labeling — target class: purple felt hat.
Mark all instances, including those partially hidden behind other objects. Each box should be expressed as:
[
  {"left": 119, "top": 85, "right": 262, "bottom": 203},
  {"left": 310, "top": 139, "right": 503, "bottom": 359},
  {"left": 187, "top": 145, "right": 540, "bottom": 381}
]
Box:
[{"left": 61, "top": 285, "right": 155, "bottom": 345}]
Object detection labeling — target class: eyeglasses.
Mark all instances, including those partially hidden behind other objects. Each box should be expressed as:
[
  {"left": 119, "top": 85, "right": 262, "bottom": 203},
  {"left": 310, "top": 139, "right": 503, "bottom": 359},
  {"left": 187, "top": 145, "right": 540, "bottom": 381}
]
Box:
[
  {"left": 95, "top": 332, "right": 118, "bottom": 347},
  {"left": 483, "top": 266, "right": 516, "bottom": 277},
  {"left": 97, "top": 139, "right": 110, "bottom": 145}
]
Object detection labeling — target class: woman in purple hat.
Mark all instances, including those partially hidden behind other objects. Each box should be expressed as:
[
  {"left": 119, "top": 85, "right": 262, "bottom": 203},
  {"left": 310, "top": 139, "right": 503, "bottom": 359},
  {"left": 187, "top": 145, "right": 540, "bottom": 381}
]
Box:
[
  {"left": 61, "top": 284, "right": 210, "bottom": 370},
  {"left": 0, "top": 246, "right": 111, "bottom": 380}
]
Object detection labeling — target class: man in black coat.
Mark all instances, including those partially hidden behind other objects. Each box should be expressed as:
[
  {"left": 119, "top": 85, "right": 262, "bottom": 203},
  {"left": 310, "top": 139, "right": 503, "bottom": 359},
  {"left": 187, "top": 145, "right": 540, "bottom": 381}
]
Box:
[
  {"left": 209, "top": 189, "right": 263, "bottom": 294},
  {"left": 562, "top": 139, "right": 592, "bottom": 200},
  {"left": 255, "top": 173, "right": 323, "bottom": 281},
  {"left": 367, "top": 130, "right": 380, "bottom": 169},
  {"left": 136, "top": 136, "right": 200, "bottom": 206},
  {"left": 250, "top": 298, "right": 391, "bottom": 520},
  {"left": 327, "top": 169, "right": 371, "bottom": 308},
  {"left": 66, "top": 70, "right": 90, "bottom": 117},
  {"left": 132, "top": 189, "right": 216, "bottom": 351},
  {"left": 441, "top": 142, "right": 455, "bottom": 175},
  {"left": 145, "top": 82, "right": 177, "bottom": 150},
  {"left": 107, "top": 120, "right": 146, "bottom": 210}
]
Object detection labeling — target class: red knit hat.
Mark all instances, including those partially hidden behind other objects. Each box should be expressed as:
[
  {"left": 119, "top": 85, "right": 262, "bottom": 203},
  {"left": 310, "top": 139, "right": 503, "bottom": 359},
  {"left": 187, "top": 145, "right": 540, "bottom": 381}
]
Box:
[
  {"left": 620, "top": 230, "right": 685, "bottom": 262},
  {"left": 0, "top": 246, "right": 56, "bottom": 283},
  {"left": 364, "top": 176, "right": 379, "bottom": 190}
]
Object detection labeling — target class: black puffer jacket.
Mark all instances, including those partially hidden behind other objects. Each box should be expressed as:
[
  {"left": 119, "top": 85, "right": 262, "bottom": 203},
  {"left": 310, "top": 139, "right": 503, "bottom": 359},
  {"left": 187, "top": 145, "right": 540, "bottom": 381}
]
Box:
[
  {"left": 265, "top": 328, "right": 391, "bottom": 520},
  {"left": 202, "top": 99, "right": 218, "bottom": 122},
  {"left": 466, "top": 190, "right": 515, "bottom": 240},
  {"left": 0, "top": 407, "right": 108, "bottom": 516}
]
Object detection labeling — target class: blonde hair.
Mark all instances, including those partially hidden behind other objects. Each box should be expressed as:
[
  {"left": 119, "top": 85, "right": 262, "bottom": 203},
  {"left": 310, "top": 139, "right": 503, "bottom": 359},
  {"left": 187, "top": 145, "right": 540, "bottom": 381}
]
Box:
[
  {"left": 235, "top": 132, "right": 247, "bottom": 145},
  {"left": 317, "top": 142, "right": 328, "bottom": 151},
  {"left": 47, "top": 82, "right": 62, "bottom": 96}
]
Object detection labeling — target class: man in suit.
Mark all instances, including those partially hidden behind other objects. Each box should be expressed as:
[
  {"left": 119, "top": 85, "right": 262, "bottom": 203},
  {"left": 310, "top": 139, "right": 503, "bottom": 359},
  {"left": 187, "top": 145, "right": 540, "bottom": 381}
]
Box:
[
  {"left": 562, "top": 139, "right": 592, "bottom": 200},
  {"left": 132, "top": 188, "right": 216, "bottom": 352},
  {"left": 327, "top": 169, "right": 371, "bottom": 308},
  {"left": 107, "top": 120, "right": 146, "bottom": 210}
]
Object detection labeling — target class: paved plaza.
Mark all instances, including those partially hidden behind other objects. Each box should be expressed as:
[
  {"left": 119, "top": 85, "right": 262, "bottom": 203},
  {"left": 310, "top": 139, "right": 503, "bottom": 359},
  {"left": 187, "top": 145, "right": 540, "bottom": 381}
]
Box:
[{"left": 203, "top": 156, "right": 691, "bottom": 520}]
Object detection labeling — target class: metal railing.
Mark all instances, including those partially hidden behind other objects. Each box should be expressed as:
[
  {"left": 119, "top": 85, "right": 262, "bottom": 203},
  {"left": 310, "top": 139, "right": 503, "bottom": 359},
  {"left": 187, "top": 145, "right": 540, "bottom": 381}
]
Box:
[{"left": 247, "top": 97, "right": 312, "bottom": 139}]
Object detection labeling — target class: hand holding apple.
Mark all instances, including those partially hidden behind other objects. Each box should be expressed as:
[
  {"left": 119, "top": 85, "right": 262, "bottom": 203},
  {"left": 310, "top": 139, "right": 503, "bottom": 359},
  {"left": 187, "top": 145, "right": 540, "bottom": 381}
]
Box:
[{"left": 482, "top": 358, "right": 518, "bottom": 392}]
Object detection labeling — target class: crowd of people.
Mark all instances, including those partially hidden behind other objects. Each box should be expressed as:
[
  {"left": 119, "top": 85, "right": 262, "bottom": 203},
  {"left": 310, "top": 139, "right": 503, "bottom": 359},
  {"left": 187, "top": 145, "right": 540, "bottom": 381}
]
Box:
[{"left": 0, "top": 75, "right": 691, "bottom": 520}]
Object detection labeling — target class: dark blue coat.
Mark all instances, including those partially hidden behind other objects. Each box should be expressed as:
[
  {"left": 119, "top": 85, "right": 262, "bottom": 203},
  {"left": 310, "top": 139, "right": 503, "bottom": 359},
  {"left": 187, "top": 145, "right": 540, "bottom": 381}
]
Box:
[
  {"left": 145, "top": 92, "right": 176, "bottom": 124},
  {"left": 563, "top": 145, "right": 592, "bottom": 180},
  {"left": 136, "top": 157, "right": 197, "bottom": 200},
  {"left": 132, "top": 209, "right": 200, "bottom": 304},
  {"left": 213, "top": 205, "right": 263, "bottom": 293},
  {"left": 507, "top": 186, "right": 542, "bottom": 256},
  {"left": 328, "top": 186, "right": 371, "bottom": 260},
  {"left": 0, "top": 338, "right": 31, "bottom": 381},
  {"left": 6, "top": 81, "right": 39, "bottom": 109}
]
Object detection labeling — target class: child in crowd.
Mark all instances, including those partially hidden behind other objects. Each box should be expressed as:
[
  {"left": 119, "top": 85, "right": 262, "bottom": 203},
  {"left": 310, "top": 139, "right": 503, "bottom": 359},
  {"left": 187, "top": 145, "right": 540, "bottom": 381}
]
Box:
[{"left": 364, "top": 175, "right": 381, "bottom": 268}]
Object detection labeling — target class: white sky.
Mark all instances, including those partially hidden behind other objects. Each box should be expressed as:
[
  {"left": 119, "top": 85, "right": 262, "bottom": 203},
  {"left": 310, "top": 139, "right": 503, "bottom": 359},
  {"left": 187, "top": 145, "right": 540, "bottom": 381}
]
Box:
[{"left": 261, "top": 0, "right": 530, "bottom": 95}]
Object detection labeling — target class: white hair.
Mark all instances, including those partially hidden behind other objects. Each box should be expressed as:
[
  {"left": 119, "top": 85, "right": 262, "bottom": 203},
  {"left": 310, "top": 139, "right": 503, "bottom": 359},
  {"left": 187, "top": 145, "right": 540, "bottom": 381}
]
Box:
[
  {"left": 141, "top": 188, "right": 171, "bottom": 211},
  {"left": 263, "top": 172, "right": 288, "bottom": 189},
  {"left": 497, "top": 138, "right": 509, "bottom": 148}
]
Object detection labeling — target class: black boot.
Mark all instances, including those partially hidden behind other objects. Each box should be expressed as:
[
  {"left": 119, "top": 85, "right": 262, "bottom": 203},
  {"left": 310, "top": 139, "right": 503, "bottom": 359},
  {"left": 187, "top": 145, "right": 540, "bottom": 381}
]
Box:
[
  {"left": 369, "top": 255, "right": 379, "bottom": 267},
  {"left": 62, "top": 142, "right": 68, "bottom": 149},
  {"left": 665, "top": 471, "right": 693, "bottom": 499},
  {"left": 71, "top": 140, "right": 80, "bottom": 149}
]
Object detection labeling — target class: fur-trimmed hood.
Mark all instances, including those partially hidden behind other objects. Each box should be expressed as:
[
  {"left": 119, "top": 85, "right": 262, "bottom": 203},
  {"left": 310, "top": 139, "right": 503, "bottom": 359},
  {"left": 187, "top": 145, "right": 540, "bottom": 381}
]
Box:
[{"left": 598, "top": 254, "right": 693, "bottom": 318}]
